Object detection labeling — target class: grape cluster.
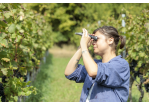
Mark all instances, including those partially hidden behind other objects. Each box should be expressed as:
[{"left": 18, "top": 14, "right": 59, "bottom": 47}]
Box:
[
  {"left": 2, "top": 76, "right": 7, "bottom": 83},
  {"left": 129, "top": 59, "right": 140, "bottom": 79},
  {"left": 31, "top": 58, "right": 35, "bottom": 63},
  {"left": 0, "top": 83, "right": 5, "bottom": 102},
  {"left": 130, "top": 59, "right": 149, "bottom": 93},
  {"left": 13, "top": 68, "right": 27, "bottom": 82},
  {"left": 144, "top": 84, "right": 149, "bottom": 92}
]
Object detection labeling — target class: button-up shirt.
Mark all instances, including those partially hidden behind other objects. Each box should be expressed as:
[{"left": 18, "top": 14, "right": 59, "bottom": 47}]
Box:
[{"left": 65, "top": 55, "right": 130, "bottom": 102}]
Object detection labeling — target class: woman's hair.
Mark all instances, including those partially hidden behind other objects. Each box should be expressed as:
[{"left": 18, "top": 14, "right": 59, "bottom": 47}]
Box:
[{"left": 93, "top": 26, "right": 126, "bottom": 50}]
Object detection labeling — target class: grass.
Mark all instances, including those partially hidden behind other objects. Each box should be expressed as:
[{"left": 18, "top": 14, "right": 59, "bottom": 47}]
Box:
[
  {"left": 26, "top": 53, "right": 84, "bottom": 102},
  {"left": 26, "top": 52, "right": 149, "bottom": 102}
]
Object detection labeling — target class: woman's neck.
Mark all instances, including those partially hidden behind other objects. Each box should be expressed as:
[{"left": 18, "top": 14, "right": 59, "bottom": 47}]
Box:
[{"left": 101, "top": 51, "right": 116, "bottom": 63}]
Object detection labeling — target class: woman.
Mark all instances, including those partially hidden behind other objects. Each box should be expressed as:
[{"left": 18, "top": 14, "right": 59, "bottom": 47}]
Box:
[{"left": 64, "top": 26, "right": 130, "bottom": 102}]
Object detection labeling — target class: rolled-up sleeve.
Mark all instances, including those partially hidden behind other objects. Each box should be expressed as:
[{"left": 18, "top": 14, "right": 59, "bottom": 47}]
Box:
[
  {"left": 65, "top": 64, "right": 87, "bottom": 83},
  {"left": 95, "top": 60, "right": 130, "bottom": 88}
]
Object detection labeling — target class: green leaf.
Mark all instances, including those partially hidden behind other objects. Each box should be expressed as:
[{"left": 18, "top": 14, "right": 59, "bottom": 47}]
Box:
[
  {"left": 13, "top": 67, "right": 18, "bottom": 70},
  {"left": 10, "top": 61, "right": 18, "bottom": 69},
  {"left": 10, "top": 82, "right": 16, "bottom": 91},
  {"left": 4, "top": 12, "right": 12, "bottom": 19},
  {"left": 2, "top": 58, "right": 10, "bottom": 62},
  {"left": 0, "top": 21, "right": 7, "bottom": 27},
  {"left": 13, "top": 96, "right": 18, "bottom": 102},
  {"left": 19, "top": 29, "right": 24, "bottom": 33},
  {"left": 0, "top": 33, "right": 7, "bottom": 40},
  {"left": 8, "top": 24, "right": 16, "bottom": 33},
  {"left": 11, "top": 33, "right": 16, "bottom": 38},
  {"left": 26, "top": 81, "right": 31, "bottom": 85},
  {"left": 1, "top": 68, "right": 8, "bottom": 75},
  {"left": 0, "top": 78, "right": 2, "bottom": 83},
  {"left": 20, "top": 67, "right": 27, "bottom": 75},
  {"left": 16, "top": 24, "right": 21, "bottom": 30},
  {"left": 139, "top": 52, "right": 145, "bottom": 58},
  {"left": 0, "top": 39, "right": 8, "bottom": 48},
  {"left": 5, "top": 16, "right": 14, "bottom": 23},
  {"left": 131, "top": 52, "right": 137, "bottom": 58},
  {"left": 7, "top": 69, "right": 13, "bottom": 76},
  {"left": 0, "top": 4, "right": 6, "bottom": 9},
  {"left": 16, "top": 35, "right": 22, "bottom": 42},
  {"left": 12, "top": 9, "right": 17, "bottom": 14},
  {"left": 25, "top": 91, "right": 32, "bottom": 96},
  {"left": 18, "top": 91, "right": 25, "bottom": 96},
  {"left": 0, "top": 50, "right": 7, "bottom": 58},
  {"left": 0, "top": 33, "right": 8, "bottom": 47},
  {"left": 4, "top": 87, "right": 11, "bottom": 95},
  {"left": 138, "top": 61, "right": 143, "bottom": 68}
]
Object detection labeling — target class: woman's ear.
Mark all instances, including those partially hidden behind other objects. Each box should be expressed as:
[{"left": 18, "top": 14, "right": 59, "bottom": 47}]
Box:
[{"left": 108, "top": 37, "right": 114, "bottom": 45}]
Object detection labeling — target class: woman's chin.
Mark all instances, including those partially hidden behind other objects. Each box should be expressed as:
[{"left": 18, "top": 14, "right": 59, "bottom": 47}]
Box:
[
  {"left": 94, "top": 50, "right": 102, "bottom": 55},
  {"left": 94, "top": 50, "right": 98, "bottom": 54}
]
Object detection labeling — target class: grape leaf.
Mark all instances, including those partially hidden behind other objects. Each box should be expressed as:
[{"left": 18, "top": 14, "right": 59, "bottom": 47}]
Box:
[
  {"left": 0, "top": 4, "right": 5, "bottom": 9},
  {"left": 4, "top": 12, "right": 12, "bottom": 19},
  {"left": 13, "top": 96, "right": 18, "bottom": 102},
  {"left": 8, "top": 24, "right": 16, "bottom": 33},
  {"left": 16, "top": 24, "right": 21, "bottom": 30},
  {"left": 0, "top": 78, "right": 2, "bottom": 83},
  {"left": 2, "top": 58, "right": 10, "bottom": 62},
  {"left": 11, "top": 33, "right": 16, "bottom": 38},
  {"left": 1, "top": 68, "right": 8, "bottom": 75}
]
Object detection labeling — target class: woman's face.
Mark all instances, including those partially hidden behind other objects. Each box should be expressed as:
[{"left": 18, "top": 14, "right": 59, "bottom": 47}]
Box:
[{"left": 92, "top": 31, "right": 112, "bottom": 56}]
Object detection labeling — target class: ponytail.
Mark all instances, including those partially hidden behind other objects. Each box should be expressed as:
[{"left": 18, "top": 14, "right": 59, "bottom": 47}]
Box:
[{"left": 119, "top": 35, "right": 126, "bottom": 49}]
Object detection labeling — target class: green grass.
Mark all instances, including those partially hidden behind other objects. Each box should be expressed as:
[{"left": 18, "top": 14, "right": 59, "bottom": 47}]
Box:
[
  {"left": 26, "top": 53, "right": 149, "bottom": 102},
  {"left": 26, "top": 53, "right": 84, "bottom": 102}
]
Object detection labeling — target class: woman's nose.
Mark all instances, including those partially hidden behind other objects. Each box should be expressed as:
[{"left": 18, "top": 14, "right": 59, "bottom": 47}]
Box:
[{"left": 92, "top": 40, "right": 96, "bottom": 45}]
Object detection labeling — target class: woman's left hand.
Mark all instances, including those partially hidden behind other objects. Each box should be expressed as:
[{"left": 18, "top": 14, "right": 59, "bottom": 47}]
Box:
[{"left": 80, "top": 28, "right": 92, "bottom": 50}]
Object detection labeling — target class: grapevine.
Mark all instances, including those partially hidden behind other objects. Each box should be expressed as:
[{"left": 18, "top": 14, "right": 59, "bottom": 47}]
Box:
[{"left": 0, "top": 3, "right": 53, "bottom": 102}]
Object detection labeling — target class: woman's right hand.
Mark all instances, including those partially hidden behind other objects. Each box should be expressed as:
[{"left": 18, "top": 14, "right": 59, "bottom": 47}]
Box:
[
  {"left": 87, "top": 34, "right": 94, "bottom": 48},
  {"left": 78, "top": 34, "right": 94, "bottom": 50}
]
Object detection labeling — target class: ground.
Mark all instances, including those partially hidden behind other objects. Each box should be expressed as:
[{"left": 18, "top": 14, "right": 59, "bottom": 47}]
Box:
[{"left": 49, "top": 44, "right": 77, "bottom": 58}]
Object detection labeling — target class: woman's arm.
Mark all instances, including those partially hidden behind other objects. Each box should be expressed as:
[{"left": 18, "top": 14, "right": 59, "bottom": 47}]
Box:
[
  {"left": 80, "top": 28, "right": 98, "bottom": 78},
  {"left": 81, "top": 48, "right": 98, "bottom": 78},
  {"left": 64, "top": 46, "right": 82, "bottom": 76}
]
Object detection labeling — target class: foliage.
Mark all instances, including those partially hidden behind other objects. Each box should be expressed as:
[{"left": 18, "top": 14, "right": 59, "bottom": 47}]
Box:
[
  {"left": 25, "top": 3, "right": 149, "bottom": 45},
  {"left": 0, "top": 3, "right": 53, "bottom": 102},
  {"left": 124, "top": 9, "right": 149, "bottom": 81}
]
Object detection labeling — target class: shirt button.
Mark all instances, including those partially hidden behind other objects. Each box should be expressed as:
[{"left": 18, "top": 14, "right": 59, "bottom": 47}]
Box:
[{"left": 87, "top": 88, "right": 90, "bottom": 90}]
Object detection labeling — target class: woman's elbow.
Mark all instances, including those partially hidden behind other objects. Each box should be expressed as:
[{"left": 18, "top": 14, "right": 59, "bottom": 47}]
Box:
[
  {"left": 88, "top": 70, "right": 97, "bottom": 78},
  {"left": 88, "top": 66, "right": 97, "bottom": 78},
  {"left": 64, "top": 70, "right": 69, "bottom": 76}
]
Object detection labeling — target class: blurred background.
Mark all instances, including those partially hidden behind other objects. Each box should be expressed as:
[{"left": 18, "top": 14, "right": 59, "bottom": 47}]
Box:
[{"left": 25, "top": 3, "right": 149, "bottom": 47}]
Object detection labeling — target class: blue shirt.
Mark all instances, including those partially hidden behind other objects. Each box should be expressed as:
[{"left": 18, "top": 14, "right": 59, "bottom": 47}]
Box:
[{"left": 65, "top": 55, "right": 130, "bottom": 102}]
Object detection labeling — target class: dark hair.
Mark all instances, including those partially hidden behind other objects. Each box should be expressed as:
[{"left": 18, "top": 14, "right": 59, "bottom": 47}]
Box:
[{"left": 93, "top": 26, "right": 126, "bottom": 50}]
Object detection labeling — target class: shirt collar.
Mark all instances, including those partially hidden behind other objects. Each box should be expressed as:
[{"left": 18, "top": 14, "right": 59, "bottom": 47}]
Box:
[{"left": 101, "top": 55, "right": 122, "bottom": 63}]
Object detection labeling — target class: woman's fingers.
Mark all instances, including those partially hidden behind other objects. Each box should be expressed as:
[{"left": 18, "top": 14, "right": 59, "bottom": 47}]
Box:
[
  {"left": 85, "top": 29, "right": 88, "bottom": 37},
  {"left": 84, "top": 28, "right": 87, "bottom": 37},
  {"left": 82, "top": 28, "right": 89, "bottom": 37},
  {"left": 82, "top": 28, "right": 84, "bottom": 37},
  {"left": 90, "top": 34, "right": 95, "bottom": 36}
]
